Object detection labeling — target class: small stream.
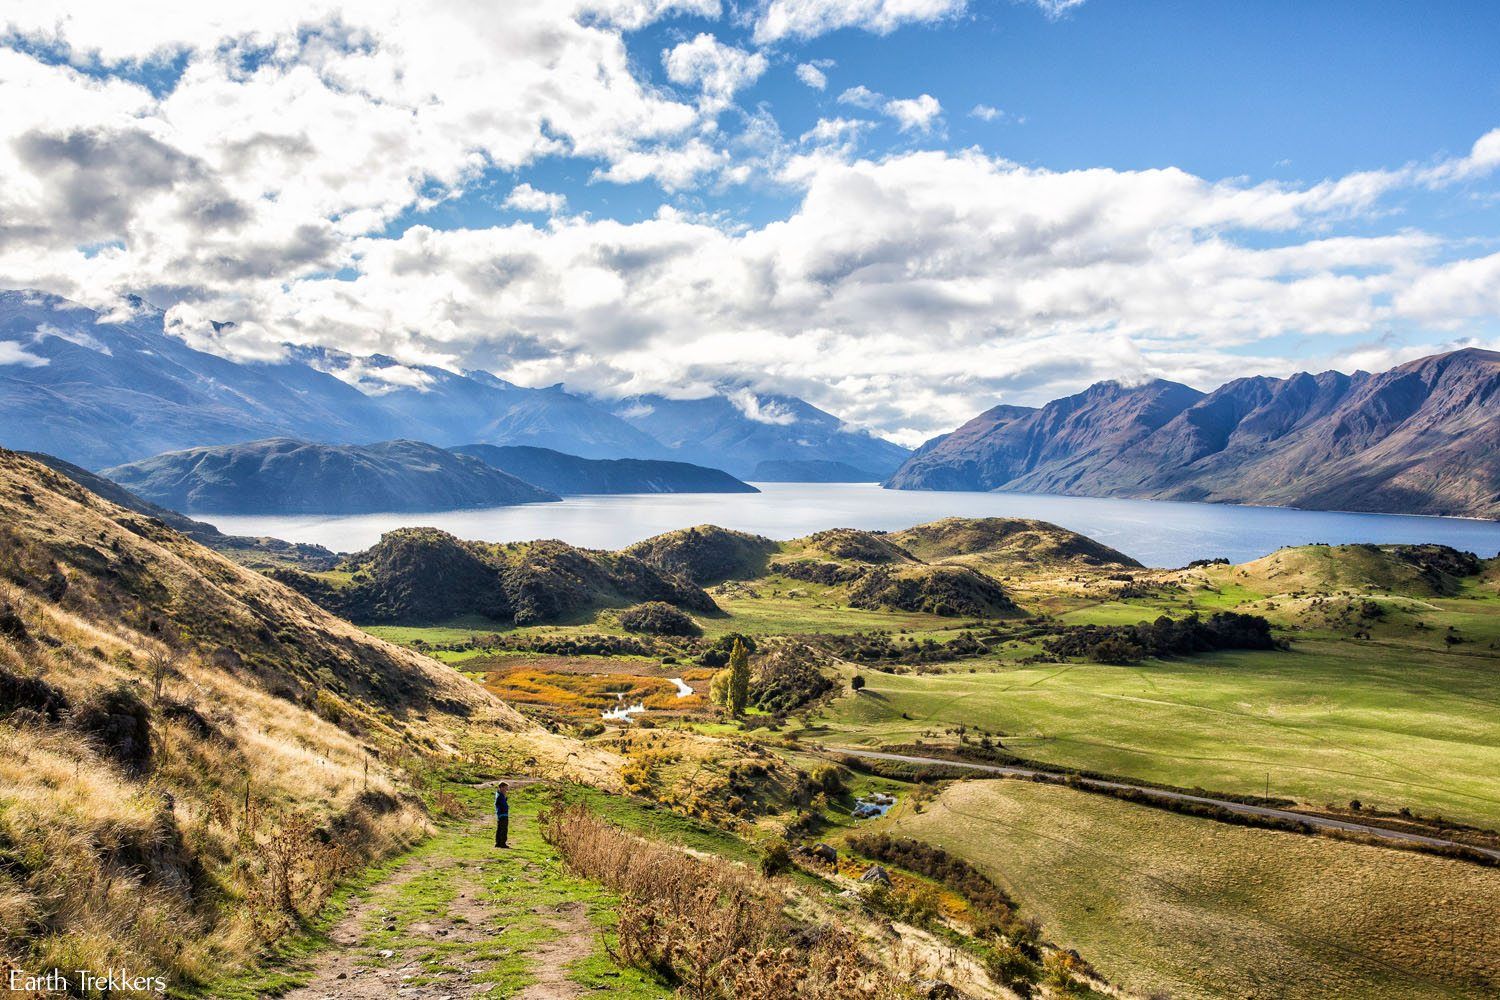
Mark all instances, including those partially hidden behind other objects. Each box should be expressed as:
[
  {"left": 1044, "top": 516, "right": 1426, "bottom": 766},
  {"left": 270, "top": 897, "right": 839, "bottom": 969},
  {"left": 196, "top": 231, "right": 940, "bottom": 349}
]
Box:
[{"left": 601, "top": 677, "right": 692, "bottom": 723}]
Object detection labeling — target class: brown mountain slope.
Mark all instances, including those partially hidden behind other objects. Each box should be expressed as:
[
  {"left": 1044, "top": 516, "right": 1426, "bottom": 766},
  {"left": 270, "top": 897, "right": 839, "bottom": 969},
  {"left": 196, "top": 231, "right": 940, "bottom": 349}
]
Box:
[
  {"left": 888, "top": 349, "right": 1500, "bottom": 518},
  {"left": 0, "top": 448, "right": 559, "bottom": 989}
]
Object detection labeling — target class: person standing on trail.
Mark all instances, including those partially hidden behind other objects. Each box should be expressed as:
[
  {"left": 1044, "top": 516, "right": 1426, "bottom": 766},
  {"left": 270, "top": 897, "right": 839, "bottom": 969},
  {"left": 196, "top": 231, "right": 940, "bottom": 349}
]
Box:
[{"left": 494, "top": 783, "right": 510, "bottom": 849}]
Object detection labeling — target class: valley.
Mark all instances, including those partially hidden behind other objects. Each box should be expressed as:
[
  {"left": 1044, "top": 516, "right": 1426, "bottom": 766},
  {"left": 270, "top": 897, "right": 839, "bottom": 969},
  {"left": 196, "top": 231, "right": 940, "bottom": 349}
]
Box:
[{"left": 2, "top": 451, "right": 1497, "bottom": 1000}]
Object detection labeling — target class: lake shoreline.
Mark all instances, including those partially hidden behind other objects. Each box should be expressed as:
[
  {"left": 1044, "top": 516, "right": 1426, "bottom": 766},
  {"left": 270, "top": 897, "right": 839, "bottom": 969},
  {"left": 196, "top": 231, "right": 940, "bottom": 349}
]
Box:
[{"left": 202, "top": 482, "right": 1500, "bottom": 568}]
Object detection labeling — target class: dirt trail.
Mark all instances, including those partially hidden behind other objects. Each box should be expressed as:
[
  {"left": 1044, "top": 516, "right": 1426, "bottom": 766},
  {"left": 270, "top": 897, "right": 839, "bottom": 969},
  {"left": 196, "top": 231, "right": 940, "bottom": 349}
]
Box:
[
  {"left": 281, "top": 847, "right": 493, "bottom": 1000},
  {"left": 513, "top": 901, "right": 593, "bottom": 1000},
  {"left": 283, "top": 780, "right": 597, "bottom": 1000}
]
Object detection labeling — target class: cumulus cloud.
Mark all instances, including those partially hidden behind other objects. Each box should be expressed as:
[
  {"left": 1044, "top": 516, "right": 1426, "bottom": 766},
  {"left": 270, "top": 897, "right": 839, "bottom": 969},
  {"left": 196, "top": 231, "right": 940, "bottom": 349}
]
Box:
[
  {"left": 728, "top": 387, "right": 800, "bottom": 424},
  {"left": 838, "top": 86, "right": 940, "bottom": 133},
  {"left": 662, "top": 33, "right": 768, "bottom": 112},
  {"left": 754, "top": 0, "right": 967, "bottom": 43},
  {"left": 795, "top": 62, "right": 829, "bottom": 89},
  {"left": 503, "top": 183, "right": 568, "bottom": 214},
  {"left": 125, "top": 145, "right": 1487, "bottom": 442},
  {"left": 884, "top": 94, "right": 941, "bottom": 133}
]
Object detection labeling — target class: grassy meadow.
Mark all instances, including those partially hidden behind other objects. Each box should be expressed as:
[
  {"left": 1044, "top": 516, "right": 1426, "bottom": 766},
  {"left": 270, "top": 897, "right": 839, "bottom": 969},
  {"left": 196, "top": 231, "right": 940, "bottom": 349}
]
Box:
[
  {"left": 886, "top": 779, "right": 1499, "bottom": 1000},
  {"left": 812, "top": 636, "right": 1500, "bottom": 825}
]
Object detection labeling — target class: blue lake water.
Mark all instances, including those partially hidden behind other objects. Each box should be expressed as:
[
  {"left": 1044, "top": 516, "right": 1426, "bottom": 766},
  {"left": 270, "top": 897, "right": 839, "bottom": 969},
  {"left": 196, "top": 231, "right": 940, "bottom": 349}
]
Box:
[{"left": 203, "top": 482, "right": 1500, "bottom": 568}]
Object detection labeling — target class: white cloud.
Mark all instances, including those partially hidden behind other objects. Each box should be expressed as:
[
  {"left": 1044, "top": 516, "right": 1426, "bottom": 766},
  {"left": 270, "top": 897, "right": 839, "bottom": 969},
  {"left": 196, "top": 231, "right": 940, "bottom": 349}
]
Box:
[
  {"left": 754, "top": 0, "right": 967, "bottom": 43},
  {"left": 0, "top": 341, "right": 49, "bottom": 367},
  {"left": 884, "top": 93, "right": 941, "bottom": 133},
  {"left": 1031, "top": 0, "right": 1087, "bottom": 17},
  {"left": 970, "top": 104, "right": 1001, "bottom": 122},
  {"left": 838, "top": 86, "right": 940, "bottom": 133},
  {"left": 32, "top": 322, "right": 113, "bottom": 355},
  {"left": 728, "top": 387, "right": 800, "bottom": 424},
  {"left": 800, "top": 117, "right": 871, "bottom": 146},
  {"left": 133, "top": 144, "right": 1490, "bottom": 441},
  {"left": 503, "top": 183, "right": 567, "bottom": 214},
  {"left": 795, "top": 62, "right": 828, "bottom": 89},
  {"left": 837, "top": 84, "right": 884, "bottom": 109},
  {"left": 662, "top": 33, "right": 768, "bottom": 112},
  {"left": 591, "top": 137, "right": 729, "bottom": 189}
]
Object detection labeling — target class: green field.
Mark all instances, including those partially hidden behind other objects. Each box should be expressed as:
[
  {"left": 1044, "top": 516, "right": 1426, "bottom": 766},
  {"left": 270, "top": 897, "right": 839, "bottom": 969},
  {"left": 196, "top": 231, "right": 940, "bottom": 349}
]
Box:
[
  {"left": 887, "top": 779, "right": 1500, "bottom": 1000},
  {"left": 812, "top": 636, "right": 1500, "bottom": 826}
]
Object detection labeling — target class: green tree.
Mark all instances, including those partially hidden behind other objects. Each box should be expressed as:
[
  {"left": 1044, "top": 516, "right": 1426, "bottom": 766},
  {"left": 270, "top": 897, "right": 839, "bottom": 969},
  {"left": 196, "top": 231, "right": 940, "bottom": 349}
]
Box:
[{"left": 727, "top": 638, "right": 750, "bottom": 715}]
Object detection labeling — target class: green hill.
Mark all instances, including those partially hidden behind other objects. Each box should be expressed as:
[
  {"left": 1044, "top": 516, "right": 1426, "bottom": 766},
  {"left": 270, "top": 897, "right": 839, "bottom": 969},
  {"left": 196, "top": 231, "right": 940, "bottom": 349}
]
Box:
[
  {"left": 623, "top": 524, "right": 779, "bottom": 584},
  {"left": 891, "top": 516, "right": 1142, "bottom": 571}
]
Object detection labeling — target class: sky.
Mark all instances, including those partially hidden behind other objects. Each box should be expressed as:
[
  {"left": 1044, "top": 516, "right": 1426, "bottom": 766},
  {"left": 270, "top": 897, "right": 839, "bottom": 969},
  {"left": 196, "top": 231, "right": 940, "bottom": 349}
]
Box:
[{"left": 2, "top": 0, "right": 1499, "bottom": 445}]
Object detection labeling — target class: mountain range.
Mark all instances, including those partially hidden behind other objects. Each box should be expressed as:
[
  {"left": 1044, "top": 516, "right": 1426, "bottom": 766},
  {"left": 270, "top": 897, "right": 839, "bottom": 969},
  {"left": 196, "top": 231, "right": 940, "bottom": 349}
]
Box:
[
  {"left": 450, "top": 444, "right": 756, "bottom": 495},
  {"left": 887, "top": 348, "right": 1500, "bottom": 519},
  {"left": 0, "top": 290, "right": 908, "bottom": 476},
  {"left": 104, "top": 438, "right": 558, "bottom": 514}
]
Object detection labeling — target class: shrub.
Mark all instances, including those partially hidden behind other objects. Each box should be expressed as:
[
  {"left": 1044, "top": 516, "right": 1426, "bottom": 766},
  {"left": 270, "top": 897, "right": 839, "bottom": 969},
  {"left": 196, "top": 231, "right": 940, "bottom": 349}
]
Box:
[
  {"left": 619, "top": 601, "right": 701, "bottom": 636},
  {"left": 70, "top": 682, "right": 153, "bottom": 774},
  {"left": 851, "top": 674, "right": 865, "bottom": 691},
  {"left": 811, "top": 764, "right": 846, "bottom": 796},
  {"left": 760, "top": 841, "right": 793, "bottom": 877}
]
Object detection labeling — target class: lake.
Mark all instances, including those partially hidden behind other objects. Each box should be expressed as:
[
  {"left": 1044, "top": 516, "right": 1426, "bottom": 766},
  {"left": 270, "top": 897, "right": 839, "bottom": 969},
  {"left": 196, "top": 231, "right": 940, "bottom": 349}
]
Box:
[{"left": 202, "top": 483, "right": 1500, "bottom": 567}]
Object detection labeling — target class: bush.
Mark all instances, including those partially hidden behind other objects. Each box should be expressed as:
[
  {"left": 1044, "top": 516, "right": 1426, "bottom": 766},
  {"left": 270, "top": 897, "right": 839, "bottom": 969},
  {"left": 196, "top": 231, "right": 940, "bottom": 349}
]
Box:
[
  {"left": 70, "top": 681, "right": 153, "bottom": 774},
  {"left": 851, "top": 674, "right": 865, "bottom": 691},
  {"left": 697, "top": 632, "right": 757, "bottom": 667},
  {"left": 619, "top": 601, "right": 701, "bottom": 636},
  {"left": 760, "top": 841, "right": 793, "bottom": 877},
  {"left": 811, "top": 764, "right": 846, "bottom": 795}
]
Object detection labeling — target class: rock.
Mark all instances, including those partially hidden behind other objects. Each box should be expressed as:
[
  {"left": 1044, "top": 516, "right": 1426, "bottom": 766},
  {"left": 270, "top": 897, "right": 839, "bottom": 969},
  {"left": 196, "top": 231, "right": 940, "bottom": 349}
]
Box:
[
  {"left": 809, "top": 842, "right": 838, "bottom": 864},
  {"left": 859, "top": 865, "right": 891, "bottom": 886}
]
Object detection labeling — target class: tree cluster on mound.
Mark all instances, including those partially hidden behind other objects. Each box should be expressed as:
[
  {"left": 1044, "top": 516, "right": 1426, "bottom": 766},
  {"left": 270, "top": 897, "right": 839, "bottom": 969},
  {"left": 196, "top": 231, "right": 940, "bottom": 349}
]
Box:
[
  {"left": 813, "top": 630, "right": 994, "bottom": 664},
  {"left": 623, "top": 525, "right": 777, "bottom": 584},
  {"left": 274, "top": 528, "right": 717, "bottom": 625},
  {"left": 430, "top": 632, "right": 663, "bottom": 658},
  {"left": 1384, "top": 544, "right": 1483, "bottom": 594},
  {"left": 847, "top": 564, "right": 1018, "bottom": 617},
  {"left": 618, "top": 601, "right": 701, "bottom": 636},
  {"left": 746, "top": 643, "right": 835, "bottom": 714},
  {"left": 1044, "top": 612, "right": 1278, "bottom": 664},
  {"left": 770, "top": 558, "right": 867, "bottom": 585}
]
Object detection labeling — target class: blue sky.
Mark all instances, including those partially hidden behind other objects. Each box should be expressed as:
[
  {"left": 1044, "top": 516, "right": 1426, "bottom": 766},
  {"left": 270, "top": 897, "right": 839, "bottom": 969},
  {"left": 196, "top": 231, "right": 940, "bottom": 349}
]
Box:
[{"left": 2, "top": 0, "right": 1499, "bottom": 442}]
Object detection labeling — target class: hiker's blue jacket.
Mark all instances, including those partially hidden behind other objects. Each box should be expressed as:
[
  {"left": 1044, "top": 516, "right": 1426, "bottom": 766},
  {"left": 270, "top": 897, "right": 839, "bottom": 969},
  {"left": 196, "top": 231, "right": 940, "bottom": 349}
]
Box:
[{"left": 495, "top": 791, "right": 508, "bottom": 818}]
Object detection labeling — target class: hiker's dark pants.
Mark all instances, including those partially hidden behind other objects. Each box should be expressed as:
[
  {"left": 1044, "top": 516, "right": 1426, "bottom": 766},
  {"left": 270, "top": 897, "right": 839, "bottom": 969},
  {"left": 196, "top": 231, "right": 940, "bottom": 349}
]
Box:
[{"left": 495, "top": 816, "right": 508, "bottom": 847}]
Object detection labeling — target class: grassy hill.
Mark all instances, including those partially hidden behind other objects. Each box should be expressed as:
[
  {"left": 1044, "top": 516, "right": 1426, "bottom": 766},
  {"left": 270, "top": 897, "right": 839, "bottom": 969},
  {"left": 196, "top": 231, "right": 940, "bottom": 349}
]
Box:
[
  {"left": 1200, "top": 542, "right": 1484, "bottom": 598},
  {"left": 891, "top": 516, "right": 1142, "bottom": 572},
  {"left": 623, "top": 524, "right": 779, "bottom": 583}
]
